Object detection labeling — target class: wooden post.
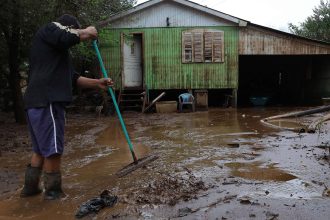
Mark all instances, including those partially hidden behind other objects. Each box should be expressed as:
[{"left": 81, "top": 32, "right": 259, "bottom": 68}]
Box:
[{"left": 231, "top": 89, "right": 237, "bottom": 108}]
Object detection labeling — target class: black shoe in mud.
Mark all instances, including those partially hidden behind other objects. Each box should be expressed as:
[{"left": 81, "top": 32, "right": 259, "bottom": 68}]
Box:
[
  {"left": 43, "top": 172, "right": 66, "bottom": 200},
  {"left": 75, "top": 190, "right": 118, "bottom": 219},
  {"left": 20, "top": 164, "right": 42, "bottom": 198}
]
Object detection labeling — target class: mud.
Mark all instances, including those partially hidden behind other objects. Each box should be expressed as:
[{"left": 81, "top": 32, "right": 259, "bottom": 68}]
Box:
[
  {"left": 121, "top": 171, "right": 207, "bottom": 206},
  {"left": 0, "top": 107, "right": 330, "bottom": 219}
]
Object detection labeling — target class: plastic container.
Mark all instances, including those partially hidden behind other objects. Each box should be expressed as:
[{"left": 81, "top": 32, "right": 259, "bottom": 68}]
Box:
[
  {"left": 249, "top": 96, "right": 269, "bottom": 106},
  {"left": 156, "top": 101, "right": 177, "bottom": 113}
]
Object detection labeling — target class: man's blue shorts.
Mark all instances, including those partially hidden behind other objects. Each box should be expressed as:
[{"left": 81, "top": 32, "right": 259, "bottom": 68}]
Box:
[{"left": 26, "top": 103, "right": 65, "bottom": 158}]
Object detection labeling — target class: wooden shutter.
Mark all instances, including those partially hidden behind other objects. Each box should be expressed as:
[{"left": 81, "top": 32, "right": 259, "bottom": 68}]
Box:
[
  {"left": 193, "top": 32, "right": 203, "bottom": 62},
  {"left": 204, "top": 32, "right": 213, "bottom": 62},
  {"left": 213, "top": 31, "right": 224, "bottom": 62},
  {"left": 182, "top": 32, "right": 193, "bottom": 63},
  {"left": 183, "top": 29, "right": 224, "bottom": 63}
]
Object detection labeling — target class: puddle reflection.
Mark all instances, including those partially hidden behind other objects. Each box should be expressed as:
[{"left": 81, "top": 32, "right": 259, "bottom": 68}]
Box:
[{"left": 225, "top": 161, "right": 297, "bottom": 181}]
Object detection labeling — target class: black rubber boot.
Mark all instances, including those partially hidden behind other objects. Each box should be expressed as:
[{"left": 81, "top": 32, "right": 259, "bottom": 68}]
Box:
[
  {"left": 20, "top": 164, "right": 42, "bottom": 197},
  {"left": 43, "top": 172, "right": 65, "bottom": 200}
]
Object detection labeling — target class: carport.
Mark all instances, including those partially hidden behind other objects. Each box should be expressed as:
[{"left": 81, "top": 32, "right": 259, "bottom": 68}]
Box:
[{"left": 237, "top": 24, "right": 330, "bottom": 107}]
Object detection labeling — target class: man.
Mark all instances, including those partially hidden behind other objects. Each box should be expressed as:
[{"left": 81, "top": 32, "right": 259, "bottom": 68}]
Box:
[{"left": 21, "top": 14, "right": 112, "bottom": 200}]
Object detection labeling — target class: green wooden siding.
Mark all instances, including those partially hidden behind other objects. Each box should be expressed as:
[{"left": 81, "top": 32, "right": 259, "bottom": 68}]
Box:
[{"left": 99, "top": 26, "right": 239, "bottom": 90}]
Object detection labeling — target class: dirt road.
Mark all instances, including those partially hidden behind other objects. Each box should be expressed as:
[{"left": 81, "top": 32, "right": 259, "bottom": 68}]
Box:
[{"left": 0, "top": 107, "right": 329, "bottom": 219}]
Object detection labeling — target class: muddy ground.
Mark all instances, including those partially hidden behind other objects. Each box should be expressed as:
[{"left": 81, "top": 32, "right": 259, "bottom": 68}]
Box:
[{"left": 0, "top": 107, "right": 329, "bottom": 220}]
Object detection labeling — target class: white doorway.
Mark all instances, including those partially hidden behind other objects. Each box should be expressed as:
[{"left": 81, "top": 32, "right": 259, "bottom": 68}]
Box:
[{"left": 122, "top": 33, "right": 143, "bottom": 88}]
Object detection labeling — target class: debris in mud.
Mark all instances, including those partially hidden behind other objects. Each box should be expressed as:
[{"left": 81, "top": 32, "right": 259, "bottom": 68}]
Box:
[
  {"left": 111, "top": 213, "right": 129, "bottom": 219},
  {"left": 238, "top": 196, "right": 252, "bottom": 204},
  {"left": 238, "top": 196, "right": 260, "bottom": 206},
  {"left": 222, "top": 179, "right": 240, "bottom": 185},
  {"left": 75, "top": 190, "right": 118, "bottom": 219},
  {"left": 178, "top": 207, "right": 193, "bottom": 217},
  {"left": 175, "top": 194, "right": 237, "bottom": 218},
  {"left": 311, "top": 180, "right": 324, "bottom": 186},
  {"left": 222, "top": 177, "right": 264, "bottom": 186},
  {"left": 322, "top": 184, "right": 330, "bottom": 197},
  {"left": 227, "top": 143, "right": 240, "bottom": 148},
  {"left": 122, "top": 171, "right": 207, "bottom": 206},
  {"left": 265, "top": 211, "right": 279, "bottom": 220},
  {"left": 314, "top": 144, "right": 330, "bottom": 156}
]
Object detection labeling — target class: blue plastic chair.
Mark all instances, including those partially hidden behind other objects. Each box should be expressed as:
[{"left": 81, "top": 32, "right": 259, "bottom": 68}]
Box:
[{"left": 178, "top": 93, "right": 195, "bottom": 112}]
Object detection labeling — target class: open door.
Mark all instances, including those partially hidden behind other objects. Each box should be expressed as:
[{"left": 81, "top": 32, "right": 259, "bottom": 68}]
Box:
[{"left": 121, "top": 33, "right": 143, "bottom": 89}]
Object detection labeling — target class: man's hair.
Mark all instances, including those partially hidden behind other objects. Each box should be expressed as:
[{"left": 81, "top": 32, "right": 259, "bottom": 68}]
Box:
[{"left": 56, "top": 14, "right": 81, "bottom": 29}]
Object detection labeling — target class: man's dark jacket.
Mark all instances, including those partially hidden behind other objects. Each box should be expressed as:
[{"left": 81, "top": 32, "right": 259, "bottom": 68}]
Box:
[{"left": 24, "top": 22, "right": 80, "bottom": 109}]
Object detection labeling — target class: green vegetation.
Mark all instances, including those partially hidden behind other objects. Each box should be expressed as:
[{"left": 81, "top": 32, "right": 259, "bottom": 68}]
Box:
[
  {"left": 0, "top": 0, "right": 136, "bottom": 123},
  {"left": 289, "top": 0, "right": 330, "bottom": 43}
]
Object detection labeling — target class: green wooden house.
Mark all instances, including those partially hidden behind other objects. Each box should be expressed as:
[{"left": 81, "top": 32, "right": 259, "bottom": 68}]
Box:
[
  {"left": 98, "top": 0, "right": 330, "bottom": 109},
  {"left": 98, "top": 0, "right": 246, "bottom": 108}
]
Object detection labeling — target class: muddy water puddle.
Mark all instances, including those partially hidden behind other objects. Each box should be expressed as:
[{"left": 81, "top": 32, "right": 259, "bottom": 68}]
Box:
[
  {"left": 1, "top": 108, "right": 330, "bottom": 219},
  {"left": 225, "top": 161, "right": 297, "bottom": 181}
]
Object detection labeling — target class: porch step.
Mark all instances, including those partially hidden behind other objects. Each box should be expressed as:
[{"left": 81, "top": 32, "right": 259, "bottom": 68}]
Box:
[
  {"left": 118, "top": 89, "right": 147, "bottom": 112},
  {"left": 120, "top": 99, "right": 143, "bottom": 102},
  {"left": 121, "top": 93, "right": 144, "bottom": 96}
]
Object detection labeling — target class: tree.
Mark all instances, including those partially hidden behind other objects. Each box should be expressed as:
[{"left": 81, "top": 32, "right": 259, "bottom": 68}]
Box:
[
  {"left": 55, "top": 0, "right": 137, "bottom": 73},
  {"left": 289, "top": 0, "right": 330, "bottom": 43},
  {"left": 0, "top": 0, "right": 61, "bottom": 123},
  {"left": 0, "top": 0, "right": 136, "bottom": 123}
]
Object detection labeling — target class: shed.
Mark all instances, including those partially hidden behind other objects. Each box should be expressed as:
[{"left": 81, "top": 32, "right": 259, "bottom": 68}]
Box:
[
  {"left": 238, "top": 24, "right": 330, "bottom": 106},
  {"left": 99, "top": 0, "right": 330, "bottom": 108}
]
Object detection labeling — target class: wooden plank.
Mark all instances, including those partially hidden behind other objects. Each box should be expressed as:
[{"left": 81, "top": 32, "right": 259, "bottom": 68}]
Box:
[
  {"left": 213, "top": 31, "right": 223, "bottom": 62},
  {"left": 193, "top": 32, "right": 203, "bottom": 62},
  {"left": 204, "top": 32, "right": 213, "bottom": 62},
  {"left": 143, "top": 92, "right": 166, "bottom": 113}
]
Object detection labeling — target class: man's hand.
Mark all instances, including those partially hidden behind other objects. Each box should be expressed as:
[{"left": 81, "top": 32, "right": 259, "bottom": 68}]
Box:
[
  {"left": 77, "top": 76, "right": 113, "bottom": 90},
  {"left": 85, "top": 26, "right": 98, "bottom": 39},
  {"left": 78, "top": 26, "right": 98, "bottom": 41},
  {"left": 97, "top": 78, "right": 114, "bottom": 90}
]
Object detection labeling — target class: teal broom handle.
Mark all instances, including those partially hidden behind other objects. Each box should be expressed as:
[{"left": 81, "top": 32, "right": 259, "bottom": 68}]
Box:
[{"left": 92, "top": 40, "right": 137, "bottom": 162}]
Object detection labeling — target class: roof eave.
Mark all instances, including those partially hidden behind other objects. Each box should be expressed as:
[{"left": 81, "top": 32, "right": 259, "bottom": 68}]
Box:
[
  {"left": 248, "top": 22, "right": 330, "bottom": 46},
  {"left": 98, "top": 0, "right": 162, "bottom": 27},
  {"left": 173, "top": 0, "right": 243, "bottom": 24},
  {"left": 99, "top": 0, "right": 248, "bottom": 27}
]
